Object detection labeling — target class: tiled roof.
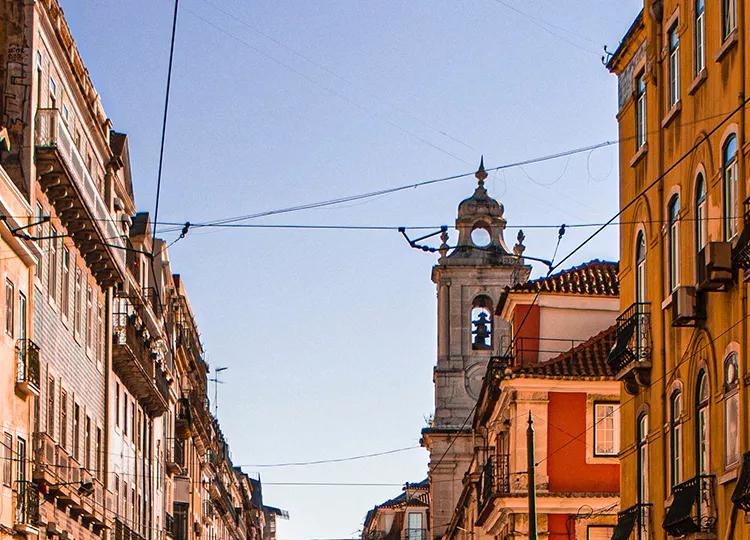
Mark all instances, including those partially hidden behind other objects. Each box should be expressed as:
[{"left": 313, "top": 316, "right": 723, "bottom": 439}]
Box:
[
  {"left": 512, "top": 324, "right": 617, "bottom": 380},
  {"left": 496, "top": 260, "right": 618, "bottom": 314}
]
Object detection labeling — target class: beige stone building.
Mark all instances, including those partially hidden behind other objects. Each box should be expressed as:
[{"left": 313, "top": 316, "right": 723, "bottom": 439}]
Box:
[
  {"left": 363, "top": 480, "right": 430, "bottom": 540},
  {"left": 421, "top": 163, "right": 531, "bottom": 537}
]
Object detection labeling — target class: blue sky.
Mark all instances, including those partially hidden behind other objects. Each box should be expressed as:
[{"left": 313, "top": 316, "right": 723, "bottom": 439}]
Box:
[{"left": 63, "top": 1, "right": 640, "bottom": 537}]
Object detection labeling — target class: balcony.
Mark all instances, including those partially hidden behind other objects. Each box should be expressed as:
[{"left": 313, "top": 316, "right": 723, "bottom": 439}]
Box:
[
  {"left": 733, "top": 199, "right": 750, "bottom": 272},
  {"left": 476, "top": 453, "right": 510, "bottom": 521},
  {"left": 15, "top": 339, "right": 40, "bottom": 397},
  {"left": 175, "top": 397, "right": 193, "bottom": 440},
  {"left": 612, "top": 503, "right": 651, "bottom": 540},
  {"left": 112, "top": 313, "right": 168, "bottom": 416},
  {"left": 32, "top": 432, "right": 58, "bottom": 485},
  {"left": 14, "top": 481, "right": 40, "bottom": 534},
  {"left": 607, "top": 303, "right": 651, "bottom": 395},
  {"left": 209, "top": 474, "right": 238, "bottom": 522},
  {"left": 663, "top": 475, "right": 716, "bottom": 537},
  {"left": 403, "top": 529, "right": 428, "bottom": 540},
  {"left": 166, "top": 439, "right": 184, "bottom": 476},
  {"left": 732, "top": 452, "right": 750, "bottom": 511},
  {"left": 34, "top": 108, "right": 126, "bottom": 286}
]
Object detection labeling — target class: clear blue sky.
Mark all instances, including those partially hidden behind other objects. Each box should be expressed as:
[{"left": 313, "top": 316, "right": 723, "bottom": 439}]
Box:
[{"left": 63, "top": 1, "right": 641, "bottom": 537}]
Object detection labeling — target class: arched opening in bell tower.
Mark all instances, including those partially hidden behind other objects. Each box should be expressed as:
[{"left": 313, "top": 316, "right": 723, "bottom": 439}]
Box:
[{"left": 470, "top": 295, "right": 493, "bottom": 351}]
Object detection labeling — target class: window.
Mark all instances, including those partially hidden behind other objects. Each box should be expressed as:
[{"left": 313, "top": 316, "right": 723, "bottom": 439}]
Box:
[
  {"left": 18, "top": 292, "right": 26, "bottom": 342},
  {"left": 696, "top": 371, "right": 710, "bottom": 475},
  {"left": 46, "top": 377, "right": 55, "bottom": 437},
  {"left": 4, "top": 280, "right": 13, "bottom": 337},
  {"left": 668, "top": 196, "right": 680, "bottom": 291},
  {"left": 723, "top": 0, "right": 737, "bottom": 39},
  {"left": 668, "top": 24, "right": 680, "bottom": 107},
  {"left": 16, "top": 438, "right": 25, "bottom": 484},
  {"left": 115, "top": 383, "right": 120, "bottom": 428},
  {"left": 636, "top": 231, "right": 647, "bottom": 303},
  {"left": 96, "top": 428, "right": 102, "bottom": 478},
  {"left": 73, "top": 403, "right": 80, "bottom": 461},
  {"left": 97, "top": 302, "right": 103, "bottom": 364},
  {"left": 85, "top": 416, "right": 91, "bottom": 470},
  {"left": 60, "top": 390, "right": 68, "bottom": 449},
  {"left": 635, "top": 72, "right": 647, "bottom": 149},
  {"left": 49, "top": 227, "right": 58, "bottom": 302},
  {"left": 123, "top": 394, "right": 128, "bottom": 438},
  {"left": 670, "top": 390, "right": 683, "bottom": 487},
  {"left": 49, "top": 77, "right": 56, "bottom": 108},
  {"left": 2, "top": 432, "right": 11, "bottom": 487},
  {"left": 74, "top": 268, "right": 82, "bottom": 337},
  {"left": 86, "top": 284, "right": 93, "bottom": 352},
  {"left": 61, "top": 247, "right": 70, "bottom": 318},
  {"left": 407, "top": 513, "right": 423, "bottom": 539},
  {"left": 470, "top": 296, "right": 493, "bottom": 350},
  {"left": 696, "top": 174, "right": 707, "bottom": 253},
  {"left": 35, "top": 204, "right": 43, "bottom": 279},
  {"left": 695, "top": 0, "right": 705, "bottom": 73},
  {"left": 594, "top": 402, "right": 620, "bottom": 456},
  {"left": 723, "top": 135, "right": 739, "bottom": 239},
  {"left": 637, "top": 413, "right": 650, "bottom": 538},
  {"left": 131, "top": 401, "right": 136, "bottom": 443},
  {"left": 724, "top": 354, "right": 740, "bottom": 468}
]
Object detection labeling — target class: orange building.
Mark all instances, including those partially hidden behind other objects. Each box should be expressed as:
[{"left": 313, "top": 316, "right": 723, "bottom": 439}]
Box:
[{"left": 442, "top": 261, "right": 621, "bottom": 539}]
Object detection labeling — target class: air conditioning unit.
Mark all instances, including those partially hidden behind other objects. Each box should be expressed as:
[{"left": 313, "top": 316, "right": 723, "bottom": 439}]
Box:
[
  {"left": 697, "top": 242, "right": 732, "bottom": 291},
  {"left": 672, "top": 286, "right": 704, "bottom": 327}
]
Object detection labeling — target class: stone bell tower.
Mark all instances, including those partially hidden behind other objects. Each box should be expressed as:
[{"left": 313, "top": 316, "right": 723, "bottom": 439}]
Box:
[{"left": 422, "top": 159, "right": 530, "bottom": 538}]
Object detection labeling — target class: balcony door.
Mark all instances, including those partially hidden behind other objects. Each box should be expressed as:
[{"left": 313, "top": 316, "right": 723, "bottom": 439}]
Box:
[{"left": 407, "top": 513, "right": 423, "bottom": 540}]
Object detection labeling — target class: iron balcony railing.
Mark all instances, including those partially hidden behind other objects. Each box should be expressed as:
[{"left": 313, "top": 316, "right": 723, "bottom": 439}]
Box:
[
  {"left": 15, "top": 480, "right": 40, "bottom": 527},
  {"left": 16, "top": 339, "right": 40, "bottom": 392},
  {"left": 608, "top": 302, "right": 651, "bottom": 374},
  {"left": 663, "top": 474, "right": 716, "bottom": 536},
  {"left": 403, "top": 529, "right": 428, "bottom": 540},
  {"left": 34, "top": 108, "right": 126, "bottom": 276},
  {"left": 477, "top": 453, "right": 510, "bottom": 512},
  {"left": 613, "top": 503, "right": 651, "bottom": 540}
]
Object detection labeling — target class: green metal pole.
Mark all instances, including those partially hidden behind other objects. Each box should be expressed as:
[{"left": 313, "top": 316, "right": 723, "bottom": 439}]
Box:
[{"left": 527, "top": 411, "right": 538, "bottom": 540}]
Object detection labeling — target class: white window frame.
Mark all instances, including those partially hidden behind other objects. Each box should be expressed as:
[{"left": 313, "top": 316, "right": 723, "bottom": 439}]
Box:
[
  {"left": 635, "top": 72, "right": 647, "bottom": 149},
  {"left": 593, "top": 402, "right": 620, "bottom": 457},
  {"left": 668, "top": 24, "right": 680, "bottom": 108},
  {"left": 668, "top": 196, "right": 680, "bottom": 291},
  {"left": 695, "top": 0, "right": 705, "bottom": 74},
  {"left": 723, "top": 0, "right": 737, "bottom": 39},
  {"left": 723, "top": 136, "right": 739, "bottom": 240}
]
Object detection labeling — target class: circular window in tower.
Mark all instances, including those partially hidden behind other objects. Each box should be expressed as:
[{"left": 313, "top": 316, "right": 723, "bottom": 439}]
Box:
[{"left": 471, "top": 226, "right": 491, "bottom": 247}]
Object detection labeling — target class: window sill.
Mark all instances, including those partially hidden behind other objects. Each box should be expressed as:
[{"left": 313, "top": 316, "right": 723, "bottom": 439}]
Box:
[
  {"left": 662, "top": 293, "right": 674, "bottom": 311},
  {"left": 719, "top": 466, "right": 739, "bottom": 485},
  {"left": 662, "top": 102, "right": 682, "bottom": 128},
  {"left": 716, "top": 31, "right": 738, "bottom": 63},
  {"left": 688, "top": 70, "right": 707, "bottom": 95},
  {"left": 629, "top": 143, "right": 648, "bottom": 168}
]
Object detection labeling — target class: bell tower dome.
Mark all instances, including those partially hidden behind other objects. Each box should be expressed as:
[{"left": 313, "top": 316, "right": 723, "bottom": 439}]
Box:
[{"left": 423, "top": 158, "right": 531, "bottom": 538}]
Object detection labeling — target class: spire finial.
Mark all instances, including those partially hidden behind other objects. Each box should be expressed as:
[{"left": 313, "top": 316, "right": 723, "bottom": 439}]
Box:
[{"left": 475, "top": 155, "right": 488, "bottom": 186}]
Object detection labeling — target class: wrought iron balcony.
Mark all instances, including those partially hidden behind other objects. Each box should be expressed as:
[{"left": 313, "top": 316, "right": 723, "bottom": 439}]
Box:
[
  {"left": 166, "top": 439, "right": 185, "bottom": 476},
  {"left": 732, "top": 452, "right": 750, "bottom": 511},
  {"left": 15, "top": 339, "right": 40, "bottom": 397},
  {"left": 14, "top": 481, "right": 40, "bottom": 533},
  {"left": 607, "top": 303, "right": 651, "bottom": 395},
  {"left": 175, "top": 397, "right": 193, "bottom": 439},
  {"left": 403, "top": 529, "right": 428, "bottom": 540},
  {"left": 612, "top": 503, "right": 651, "bottom": 540},
  {"left": 209, "top": 474, "right": 238, "bottom": 522},
  {"left": 733, "top": 198, "right": 750, "bottom": 271},
  {"left": 477, "top": 453, "right": 511, "bottom": 514},
  {"left": 34, "top": 108, "right": 126, "bottom": 286},
  {"left": 663, "top": 475, "right": 716, "bottom": 536},
  {"left": 112, "top": 313, "right": 168, "bottom": 416},
  {"left": 32, "top": 432, "right": 58, "bottom": 485}
]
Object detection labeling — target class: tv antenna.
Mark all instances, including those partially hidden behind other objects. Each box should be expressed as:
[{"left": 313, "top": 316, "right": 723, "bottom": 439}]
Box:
[{"left": 209, "top": 366, "right": 228, "bottom": 418}]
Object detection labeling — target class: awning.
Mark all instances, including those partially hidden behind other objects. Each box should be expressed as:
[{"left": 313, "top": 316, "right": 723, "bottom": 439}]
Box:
[
  {"left": 611, "top": 506, "right": 638, "bottom": 540},
  {"left": 732, "top": 452, "right": 750, "bottom": 511},
  {"left": 663, "top": 481, "right": 699, "bottom": 536}
]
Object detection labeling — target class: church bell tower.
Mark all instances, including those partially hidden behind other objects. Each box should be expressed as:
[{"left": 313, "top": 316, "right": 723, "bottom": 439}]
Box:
[{"left": 422, "top": 159, "right": 530, "bottom": 538}]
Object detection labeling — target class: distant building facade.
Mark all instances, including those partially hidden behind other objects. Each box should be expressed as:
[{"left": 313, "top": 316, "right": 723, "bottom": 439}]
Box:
[{"left": 363, "top": 480, "right": 430, "bottom": 540}]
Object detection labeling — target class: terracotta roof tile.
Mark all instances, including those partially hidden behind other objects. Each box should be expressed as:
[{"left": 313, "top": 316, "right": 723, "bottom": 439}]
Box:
[
  {"left": 496, "top": 260, "right": 619, "bottom": 314},
  {"left": 512, "top": 324, "right": 617, "bottom": 379}
]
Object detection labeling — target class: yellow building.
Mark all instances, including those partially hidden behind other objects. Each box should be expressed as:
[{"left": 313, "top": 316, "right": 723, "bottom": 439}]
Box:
[{"left": 607, "top": 1, "right": 750, "bottom": 538}]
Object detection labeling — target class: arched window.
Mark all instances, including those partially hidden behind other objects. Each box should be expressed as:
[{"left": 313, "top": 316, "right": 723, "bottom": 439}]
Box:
[
  {"left": 670, "top": 390, "right": 683, "bottom": 488},
  {"left": 724, "top": 354, "right": 740, "bottom": 468},
  {"left": 696, "top": 174, "right": 707, "bottom": 253},
  {"left": 696, "top": 371, "right": 710, "bottom": 475},
  {"left": 636, "top": 232, "right": 647, "bottom": 303},
  {"left": 668, "top": 196, "right": 680, "bottom": 291},
  {"left": 470, "top": 296, "right": 493, "bottom": 351},
  {"left": 637, "top": 413, "right": 650, "bottom": 539},
  {"left": 723, "top": 135, "right": 739, "bottom": 240}
]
